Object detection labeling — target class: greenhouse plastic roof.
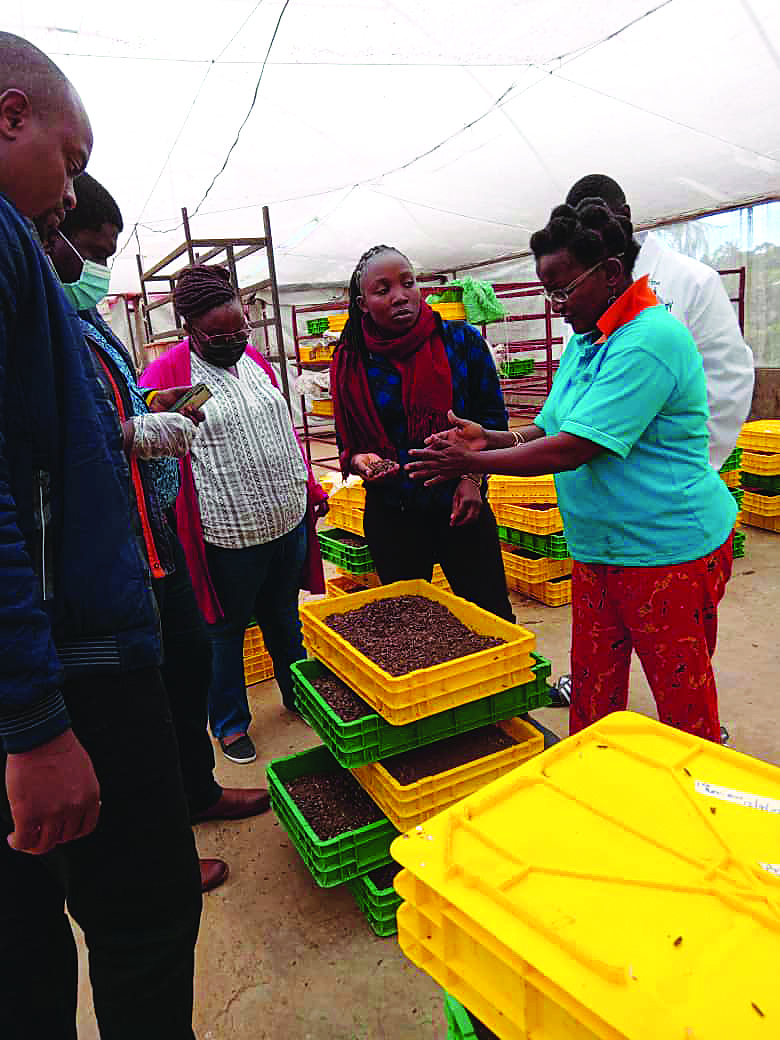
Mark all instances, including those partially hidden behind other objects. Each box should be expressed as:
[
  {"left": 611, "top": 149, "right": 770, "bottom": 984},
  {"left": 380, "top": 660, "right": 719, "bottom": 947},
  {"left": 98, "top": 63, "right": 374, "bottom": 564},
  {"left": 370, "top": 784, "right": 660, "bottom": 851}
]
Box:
[{"left": 5, "top": 0, "right": 780, "bottom": 291}]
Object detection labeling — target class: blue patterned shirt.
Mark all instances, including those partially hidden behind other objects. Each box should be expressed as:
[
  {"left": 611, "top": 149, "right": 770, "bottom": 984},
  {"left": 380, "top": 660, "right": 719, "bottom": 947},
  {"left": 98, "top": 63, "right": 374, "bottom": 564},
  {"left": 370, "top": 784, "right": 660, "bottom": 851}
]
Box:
[
  {"left": 78, "top": 316, "right": 181, "bottom": 511},
  {"left": 364, "top": 319, "right": 507, "bottom": 514}
]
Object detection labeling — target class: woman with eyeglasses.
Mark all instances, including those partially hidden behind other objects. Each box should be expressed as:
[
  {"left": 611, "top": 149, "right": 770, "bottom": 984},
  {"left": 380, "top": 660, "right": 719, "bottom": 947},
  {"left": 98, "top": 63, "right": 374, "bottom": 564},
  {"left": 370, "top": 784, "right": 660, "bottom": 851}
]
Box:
[
  {"left": 408, "top": 198, "right": 737, "bottom": 743},
  {"left": 141, "top": 264, "right": 328, "bottom": 764}
]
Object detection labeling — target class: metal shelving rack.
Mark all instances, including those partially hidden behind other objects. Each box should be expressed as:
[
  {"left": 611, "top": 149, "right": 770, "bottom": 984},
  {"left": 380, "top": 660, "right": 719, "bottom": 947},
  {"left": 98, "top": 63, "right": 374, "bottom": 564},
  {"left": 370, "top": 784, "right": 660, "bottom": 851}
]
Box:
[{"left": 135, "top": 204, "right": 291, "bottom": 406}]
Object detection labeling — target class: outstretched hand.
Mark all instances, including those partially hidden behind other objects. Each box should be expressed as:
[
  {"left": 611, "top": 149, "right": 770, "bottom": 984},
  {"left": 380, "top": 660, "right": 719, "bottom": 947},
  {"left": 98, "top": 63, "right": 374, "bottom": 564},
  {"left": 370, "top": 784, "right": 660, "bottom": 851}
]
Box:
[
  {"left": 351, "top": 453, "right": 400, "bottom": 484},
  {"left": 423, "top": 410, "right": 489, "bottom": 452},
  {"left": 406, "top": 440, "right": 478, "bottom": 485}
]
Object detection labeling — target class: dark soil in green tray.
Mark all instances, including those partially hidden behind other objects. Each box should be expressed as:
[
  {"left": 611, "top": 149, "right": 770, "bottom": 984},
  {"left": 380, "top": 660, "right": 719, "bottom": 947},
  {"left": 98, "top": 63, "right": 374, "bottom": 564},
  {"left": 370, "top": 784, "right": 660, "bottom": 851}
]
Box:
[
  {"left": 310, "top": 673, "right": 374, "bottom": 723},
  {"left": 284, "top": 770, "right": 385, "bottom": 840},
  {"left": 327, "top": 531, "right": 367, "bottom": 547},
  {"left": 367, "top": 862, "right": 401, "bottom": 890},
  {"left": 382, "top": 724, "right": 517, "bottom": 785},
  {"left": 325, "top": 595, "right": 504, "bottom": 676}
]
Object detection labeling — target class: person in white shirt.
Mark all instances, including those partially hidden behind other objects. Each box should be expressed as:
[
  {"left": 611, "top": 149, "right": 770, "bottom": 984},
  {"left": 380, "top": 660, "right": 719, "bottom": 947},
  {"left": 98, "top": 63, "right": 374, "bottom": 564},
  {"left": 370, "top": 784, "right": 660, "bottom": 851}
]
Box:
[{"left": 566, "top": 174, "right": 754, "bottom": 470}]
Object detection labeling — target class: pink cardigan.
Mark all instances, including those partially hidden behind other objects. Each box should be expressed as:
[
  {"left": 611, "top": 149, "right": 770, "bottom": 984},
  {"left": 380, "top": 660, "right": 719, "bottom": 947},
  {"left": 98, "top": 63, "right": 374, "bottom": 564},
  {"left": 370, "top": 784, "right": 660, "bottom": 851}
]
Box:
[{"left": 140, "top": 340, "right": 326, "bottom": 622}]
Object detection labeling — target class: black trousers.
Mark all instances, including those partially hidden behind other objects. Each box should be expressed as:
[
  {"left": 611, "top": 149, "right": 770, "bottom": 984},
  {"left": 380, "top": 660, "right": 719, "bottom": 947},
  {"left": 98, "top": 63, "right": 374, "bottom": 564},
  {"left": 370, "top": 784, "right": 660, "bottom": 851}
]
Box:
[
  {"left": 155, "top": 523, "right": 221, "bottom": 816},
  {"left": 363, "top": 495, "right": 514, "bottom": 623},
  {"left": 0, "top": 669, "right": 202, "bottom": 1040}
]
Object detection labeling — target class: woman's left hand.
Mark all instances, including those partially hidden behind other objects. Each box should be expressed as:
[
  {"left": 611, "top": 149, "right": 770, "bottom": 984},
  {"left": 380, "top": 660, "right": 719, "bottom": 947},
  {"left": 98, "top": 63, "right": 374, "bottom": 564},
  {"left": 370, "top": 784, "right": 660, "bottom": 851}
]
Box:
[
  {"left": 314, "top": 499, "right": 330, "bottom": 519},
  {"left": 450, "top": 478, "right": 482, "bottom": 528},
  {"left": 149, "top": 386, "right": 207, "bottom": 424},
  {"left": 406, "top": 437, "right": 477, "bottom": 486}
]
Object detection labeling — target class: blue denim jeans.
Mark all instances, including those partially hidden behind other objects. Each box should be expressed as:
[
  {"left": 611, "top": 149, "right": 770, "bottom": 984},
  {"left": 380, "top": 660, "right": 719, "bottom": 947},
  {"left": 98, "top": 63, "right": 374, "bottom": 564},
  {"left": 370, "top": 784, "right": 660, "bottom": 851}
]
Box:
[{"left": 204, "top": 519, "right": 307, "bottom": 740}]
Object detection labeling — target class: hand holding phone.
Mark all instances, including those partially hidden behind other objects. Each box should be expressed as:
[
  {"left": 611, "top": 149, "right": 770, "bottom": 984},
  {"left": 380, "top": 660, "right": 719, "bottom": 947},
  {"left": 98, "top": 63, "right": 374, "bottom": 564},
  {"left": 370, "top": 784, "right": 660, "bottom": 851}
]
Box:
[{"left": 171, "top": 383, "right": 212, "bottom": 413}]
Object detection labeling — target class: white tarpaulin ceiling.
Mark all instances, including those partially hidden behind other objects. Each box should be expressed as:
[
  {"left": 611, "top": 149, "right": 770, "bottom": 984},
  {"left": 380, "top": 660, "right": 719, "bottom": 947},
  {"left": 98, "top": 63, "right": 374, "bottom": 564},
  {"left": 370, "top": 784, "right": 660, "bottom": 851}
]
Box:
[{"left": 5, "top": 0, "right": 780, "bottom": 292}]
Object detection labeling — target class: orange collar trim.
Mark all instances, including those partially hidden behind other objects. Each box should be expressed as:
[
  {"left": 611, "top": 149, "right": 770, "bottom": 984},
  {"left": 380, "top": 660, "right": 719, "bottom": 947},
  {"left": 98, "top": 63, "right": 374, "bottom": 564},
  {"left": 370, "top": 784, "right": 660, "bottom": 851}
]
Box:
[{"left": 595, "top": 275, "right": 658, "bottom": 344}]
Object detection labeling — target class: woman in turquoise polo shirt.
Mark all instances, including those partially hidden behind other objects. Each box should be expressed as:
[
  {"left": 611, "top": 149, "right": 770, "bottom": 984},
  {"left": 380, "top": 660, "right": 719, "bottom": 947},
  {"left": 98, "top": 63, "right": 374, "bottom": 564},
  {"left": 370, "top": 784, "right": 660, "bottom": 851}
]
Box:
[{"left": 407, "top": 198, "right": 737, "bottom": 742}]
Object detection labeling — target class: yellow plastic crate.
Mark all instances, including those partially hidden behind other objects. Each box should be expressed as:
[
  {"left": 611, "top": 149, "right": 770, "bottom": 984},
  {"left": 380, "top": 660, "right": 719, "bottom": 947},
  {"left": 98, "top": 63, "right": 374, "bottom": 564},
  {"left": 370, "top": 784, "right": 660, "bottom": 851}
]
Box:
[
  {"left": 326, "top": 501, "right": 365, "bottom": 537},
  {"left": 299, "top": 343, "right": 335, "bottom": 363},
  {"left": 329, "top": 483, "right": 366, "bottom": 507},
  {"left": 430, "top": 301, "right": 467, "bottom": 321},
  {"left": 353, "top": 717, "right": 543, "bottom": 832},
  {"left": 719, "top": 468, "right": 741, "bottom": 489},
  {"left": 311, "top": 398, "right": 334, "bottom": 417},
  {"left": 506, "top": 573, "right": 572, "bottom": 606},
  {"left": 299, "top": 580, "right": 535, "bottom": 726},
  {"left": 488, "top": 475, "right": 557, "bottom": 504},
  {"left": 392, "top": 711, "right": 780, "bottom": 1040},
  {"left": 327, "top": 312, "right": 348, "bottom": 331},
  {"left": 492, "top": 501, "right": 563, "bottom": 535},
  {"left": 244, "top": 624, "right": 266, "bottom": 653},
  {"left": 326, "top": 575, "right": 366, "bottom": 597},
  {"left": 737, "top": 419, "right": 780, "bottom": 453},
  {"left": 348, "top": 568, "right": 382, "bottom": 589},
  {"left": 741, "top": 490, "right": 780, "bottom": 516},
  {"left": 741, "top": 449, "right": 780, "bottom": 476},
  {"left": 741, "top": 509, "right": 780, "bottom": 532},
  {"left": 501, "top": 547, "right": 572, "bottom": 584}
]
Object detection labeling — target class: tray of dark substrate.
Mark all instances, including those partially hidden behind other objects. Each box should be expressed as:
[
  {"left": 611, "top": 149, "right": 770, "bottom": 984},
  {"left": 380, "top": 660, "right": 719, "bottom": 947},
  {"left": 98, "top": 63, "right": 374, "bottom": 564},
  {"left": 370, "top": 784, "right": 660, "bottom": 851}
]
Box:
[
  {"left": 266, "top": 744, "right": 398, "bottom": 888},
  {"left": 291, "top": 656, "right": 552, "bottom": 769},
  {"left": 352, "top": 717, "right": 544, "bottom": 832},
  {"left": 298, "top": 580, "right": 536, "bottom": 726},
  {"left": 346, "top": 861, "right": 402, "bottom": 938},
  {"left": 316, "top": 528, "right": 375, "bottom": 574}
]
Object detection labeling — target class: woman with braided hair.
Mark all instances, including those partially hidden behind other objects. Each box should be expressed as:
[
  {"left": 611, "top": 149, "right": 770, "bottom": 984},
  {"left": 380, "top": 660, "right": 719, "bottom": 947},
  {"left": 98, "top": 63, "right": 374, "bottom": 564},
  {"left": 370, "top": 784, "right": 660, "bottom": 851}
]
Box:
[
  {"left": 141, "top": 264, "right": 327, "bottom": 764},
  {"left": 408, "top": 199, "right": 737, "bottom": 742},
  {"left": 330, "top": 244, "right": 513, "bottom": 621}
]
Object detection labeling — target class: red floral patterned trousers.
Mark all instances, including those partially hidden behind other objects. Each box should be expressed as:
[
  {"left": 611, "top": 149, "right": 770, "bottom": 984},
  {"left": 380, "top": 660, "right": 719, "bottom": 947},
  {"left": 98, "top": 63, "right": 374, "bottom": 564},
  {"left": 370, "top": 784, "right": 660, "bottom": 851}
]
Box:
[{"left": 569, "top": 535, "right": 733, "bottom": 742}]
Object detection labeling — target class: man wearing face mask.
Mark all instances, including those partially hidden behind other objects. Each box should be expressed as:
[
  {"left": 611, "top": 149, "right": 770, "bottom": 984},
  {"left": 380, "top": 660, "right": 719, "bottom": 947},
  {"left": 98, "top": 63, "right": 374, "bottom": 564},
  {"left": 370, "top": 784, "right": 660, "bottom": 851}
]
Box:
[
  {"left": 141, "top": 264, "right": 328, "bottom": 766},
  {"left": 41, "top": 174, "right": 273, "bottom": 891}
]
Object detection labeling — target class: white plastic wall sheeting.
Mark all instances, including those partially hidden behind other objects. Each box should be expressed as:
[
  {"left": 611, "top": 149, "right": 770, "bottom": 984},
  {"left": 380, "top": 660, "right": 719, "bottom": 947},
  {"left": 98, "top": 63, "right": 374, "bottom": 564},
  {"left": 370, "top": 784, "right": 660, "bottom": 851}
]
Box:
[{"left": 7, "top": 0, "right": 778, "bottom": 294}]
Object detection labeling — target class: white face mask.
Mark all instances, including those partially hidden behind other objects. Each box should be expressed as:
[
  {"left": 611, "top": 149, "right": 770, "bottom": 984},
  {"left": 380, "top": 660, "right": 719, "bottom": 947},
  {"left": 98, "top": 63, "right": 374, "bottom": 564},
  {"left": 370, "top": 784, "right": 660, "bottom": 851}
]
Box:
[{"left": 58, "top": 231, "right": 112, "bottom": 311}]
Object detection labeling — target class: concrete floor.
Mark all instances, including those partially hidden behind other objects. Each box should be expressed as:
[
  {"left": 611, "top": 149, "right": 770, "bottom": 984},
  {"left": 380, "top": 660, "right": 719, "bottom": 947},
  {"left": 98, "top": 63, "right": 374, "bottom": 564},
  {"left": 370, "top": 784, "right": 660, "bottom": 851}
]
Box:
[{"left": 76, "top": 528, "right": 780, "bottom": 1039}]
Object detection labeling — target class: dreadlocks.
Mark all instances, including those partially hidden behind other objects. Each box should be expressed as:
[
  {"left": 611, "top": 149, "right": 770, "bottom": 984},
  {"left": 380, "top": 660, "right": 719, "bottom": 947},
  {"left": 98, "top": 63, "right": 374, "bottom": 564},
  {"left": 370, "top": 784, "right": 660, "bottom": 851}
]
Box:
[
  {"left": 337, "top": 244, "right": 411, "bottom": 354},
  {"left": 530, "top": 197, "right": 640, "bottom": 275},
  {"left": 173, "top": 264, "right": 237, "bottom": 322}
]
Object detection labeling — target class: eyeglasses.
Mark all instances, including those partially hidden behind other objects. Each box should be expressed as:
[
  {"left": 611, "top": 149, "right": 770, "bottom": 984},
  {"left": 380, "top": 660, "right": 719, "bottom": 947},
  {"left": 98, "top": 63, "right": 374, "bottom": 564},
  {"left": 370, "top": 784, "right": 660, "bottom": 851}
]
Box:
[
  {"left": 192, "top": 322, "right": 251, "bottom": 348},
  {"left": 542, "top": 258, "right": 621, "bottom": 305}
]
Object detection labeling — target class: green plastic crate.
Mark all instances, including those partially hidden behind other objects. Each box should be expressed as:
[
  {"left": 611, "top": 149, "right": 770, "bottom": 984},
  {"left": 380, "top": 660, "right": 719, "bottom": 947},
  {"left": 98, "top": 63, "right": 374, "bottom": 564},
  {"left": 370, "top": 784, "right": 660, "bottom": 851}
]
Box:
[
  {"left": 347, "top": 866, "right": 402, "bottom": 937},
  {"left": 306, "top": 317, "right": 329, "bottom": 335},
  {"left": 733, "top": 529, "right": 746, "bottom": 558},
  {"left": 719, "top": 447, "right": 742, "bottom": 473},
  {"left": 291, "top": 655, "right": 552, "bottom": 769},
  {"left": 499, "top": 358, "right": 535, "bottom": 379},
  {"left": 267, "top": 744, "right": 398, "bottom": 888},
  {"left": 317, "top": 528, "right": 375, "bottom": 574},
  {"left": 496, "top": 524, "right": 570, "bottom": 559},
  {"left": 731, "top": 486, "right": 744, "bottom": 508},
  {"left": 741, "top": 472, "right": 780, "bottom": 494},
  {"left": 444, "top": 994, "right": 499, "bottom": 1040}
]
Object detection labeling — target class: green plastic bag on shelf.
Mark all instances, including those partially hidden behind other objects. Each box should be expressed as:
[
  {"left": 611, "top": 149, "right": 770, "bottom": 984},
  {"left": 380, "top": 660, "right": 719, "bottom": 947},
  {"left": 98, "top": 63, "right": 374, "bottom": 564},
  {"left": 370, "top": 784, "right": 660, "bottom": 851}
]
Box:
[{"left": 427, "top": 278, "right": 505, "bottom": 324}]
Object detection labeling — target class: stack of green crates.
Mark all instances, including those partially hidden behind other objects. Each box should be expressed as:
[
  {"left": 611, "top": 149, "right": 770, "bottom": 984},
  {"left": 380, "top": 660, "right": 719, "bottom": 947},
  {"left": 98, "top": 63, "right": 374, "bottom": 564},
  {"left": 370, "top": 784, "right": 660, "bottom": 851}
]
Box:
[
  {"left": 718, "top": 447, "right": 746, "bottom": 557},
  {"left": 306, "top": 316, "right": 329, "bottom": 335}
]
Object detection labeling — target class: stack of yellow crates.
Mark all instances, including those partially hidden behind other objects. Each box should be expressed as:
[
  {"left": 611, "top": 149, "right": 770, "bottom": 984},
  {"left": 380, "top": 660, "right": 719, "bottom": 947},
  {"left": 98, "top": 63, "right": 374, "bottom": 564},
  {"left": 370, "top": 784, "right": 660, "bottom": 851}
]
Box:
[
  {"left": 242, "top": 624, "right": 274, "bottom": 684},
  {"left": 737, "top": 421, "right": 780, "bottom": 534},
  {"left": 488, "top": 475, "right": 572, "bottom": 606}
]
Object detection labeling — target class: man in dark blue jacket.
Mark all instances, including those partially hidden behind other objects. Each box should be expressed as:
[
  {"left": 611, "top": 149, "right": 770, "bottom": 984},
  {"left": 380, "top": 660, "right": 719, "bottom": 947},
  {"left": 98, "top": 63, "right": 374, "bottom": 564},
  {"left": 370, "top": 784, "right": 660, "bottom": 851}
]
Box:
[{"left": 0, "top": 32, "right": 200, "bottom": 1040}]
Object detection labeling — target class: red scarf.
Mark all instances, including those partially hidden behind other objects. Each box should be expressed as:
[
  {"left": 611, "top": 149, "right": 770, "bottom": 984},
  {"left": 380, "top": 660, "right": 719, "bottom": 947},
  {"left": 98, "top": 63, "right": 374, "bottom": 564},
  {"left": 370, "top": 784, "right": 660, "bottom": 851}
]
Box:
[{"left": 331, "top": 301, "right": 453, "bottom": 477}]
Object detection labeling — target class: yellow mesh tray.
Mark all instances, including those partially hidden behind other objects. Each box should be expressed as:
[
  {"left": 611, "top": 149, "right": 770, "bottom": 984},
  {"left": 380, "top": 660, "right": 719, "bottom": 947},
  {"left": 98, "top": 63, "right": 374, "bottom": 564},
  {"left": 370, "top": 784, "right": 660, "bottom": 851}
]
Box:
[
  {"left": 430, "top": 302, "right": 467, "bottom": 320},
  {"left": 492, "top": 501, "right": 563, "bottom": 535},
  {"left": 311, "top": 398, "right": 334, "bottom": 417},
  {"left": 506, "top": 573, "right": 572, "bottom": 606},
  {"left": 353, "top": 717, "right": 543, "bottom": 832},
  {"left": 326, "top": 575, "right": 366, "bottom": 597},
  {"left": 299, "top": 580, "right": 535, "bottom": 726},
  {"left": 392, "top": 711, "right": 780, "bottom": 1040},
  {"left": 741, "top": 449, "right": 780, "bottom": 476},
  {"left": 327, "top": 312, "right": 348, "bottom": 331},
  {"left": 329, "top": 483, "right": 366, "bottom": 506},
  {"left": 741, "top": 510, "right": 780, "bottom": 532},
  {"left": 737, "top": 420, "right": 780, "bottom": 453},
  {"left": 501, "top": 547, "right": 572, "bottom": 585},
  {"left": 742, "top": 490, "right": 780, "bottom": 516},
  {"left": 720, "top": 468, "right": 741, "bottom": 489},
  {"left": 325, "top": 501, "right": 365, "bottom": 537},
  {"left": 349, "top": 564, "right": 449, "bottom": 591},
  {"left": 488, "top": 475, "right": 557, "bottom": 504}
]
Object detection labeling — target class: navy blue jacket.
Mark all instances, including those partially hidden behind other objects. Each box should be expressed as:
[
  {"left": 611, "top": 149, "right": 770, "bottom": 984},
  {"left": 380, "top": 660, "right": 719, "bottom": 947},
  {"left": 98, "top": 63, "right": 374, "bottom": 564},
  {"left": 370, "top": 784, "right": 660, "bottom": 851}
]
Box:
[{"left": 0, "top": 195, "right": 161, "bottom": 753}]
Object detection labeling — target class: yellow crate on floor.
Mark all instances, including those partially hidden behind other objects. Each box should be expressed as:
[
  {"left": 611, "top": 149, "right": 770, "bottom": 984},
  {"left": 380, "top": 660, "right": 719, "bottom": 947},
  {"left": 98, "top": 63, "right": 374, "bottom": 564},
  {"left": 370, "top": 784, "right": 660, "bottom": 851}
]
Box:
[
  {"left": 501, "top": 547, "right": 572, "bottom": 585},
  {"left": 329, "top": 483, "right": 366, "bottom": 507},
  {"left": 737, "top": 419, "right": 780, "bottom": 453},
  {"left": 392, "top": 710, "right": 780, "bottom": 1040},
  {"left": 488, "top": 474, "right": 557, "bottom": 504},
  {"left": 327, "top": 501, "right": 365, "bottom": 537},
  {"left": 311, "top": 398, "right": 334, "bottom": 417},
  {"left": 741, "top": 449, "right": 780, "bottom": 476},
  {"left": 347, "top": 568, "right": 381, "bottom": 589},
  {"left": 506, "top": 573, "right": 572, "bottom": 606},
  {"left": 741, "top": 509, "right": 780, "bottom": 532},
  {"left": 742, "top": 490, "right": 780, "bottom": 516},
  {"left": 243, "top": 624, "right": 274, "bottom": 683},
  {"left": 720, "top": 468, "right": 741, "bottom": 489},
  {"left": 243, "top": 624, "right": 265, "bottom": 653},
  {"left": 299, "top": 580, "right": 535, "bottom": 726},
  {"left": 351, "top": 565, "right": 451, "bottom": 593},
  {"left": 492, "top": 501, "right": 563, "bottom": 535},
  {"left": 326, "top": 575, "right": 366, "bottom": 597},
  {"left": 353, "top": 717, "right": 543, "bottom": 832}
]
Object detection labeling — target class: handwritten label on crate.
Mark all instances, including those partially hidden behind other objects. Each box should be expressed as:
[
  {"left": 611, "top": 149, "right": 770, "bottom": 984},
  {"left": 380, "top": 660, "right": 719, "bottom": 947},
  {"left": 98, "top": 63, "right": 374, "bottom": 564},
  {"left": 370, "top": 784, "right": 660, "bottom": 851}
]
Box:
[{"left": 695, "top": 781, "right": 780, "bottom": 815}]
